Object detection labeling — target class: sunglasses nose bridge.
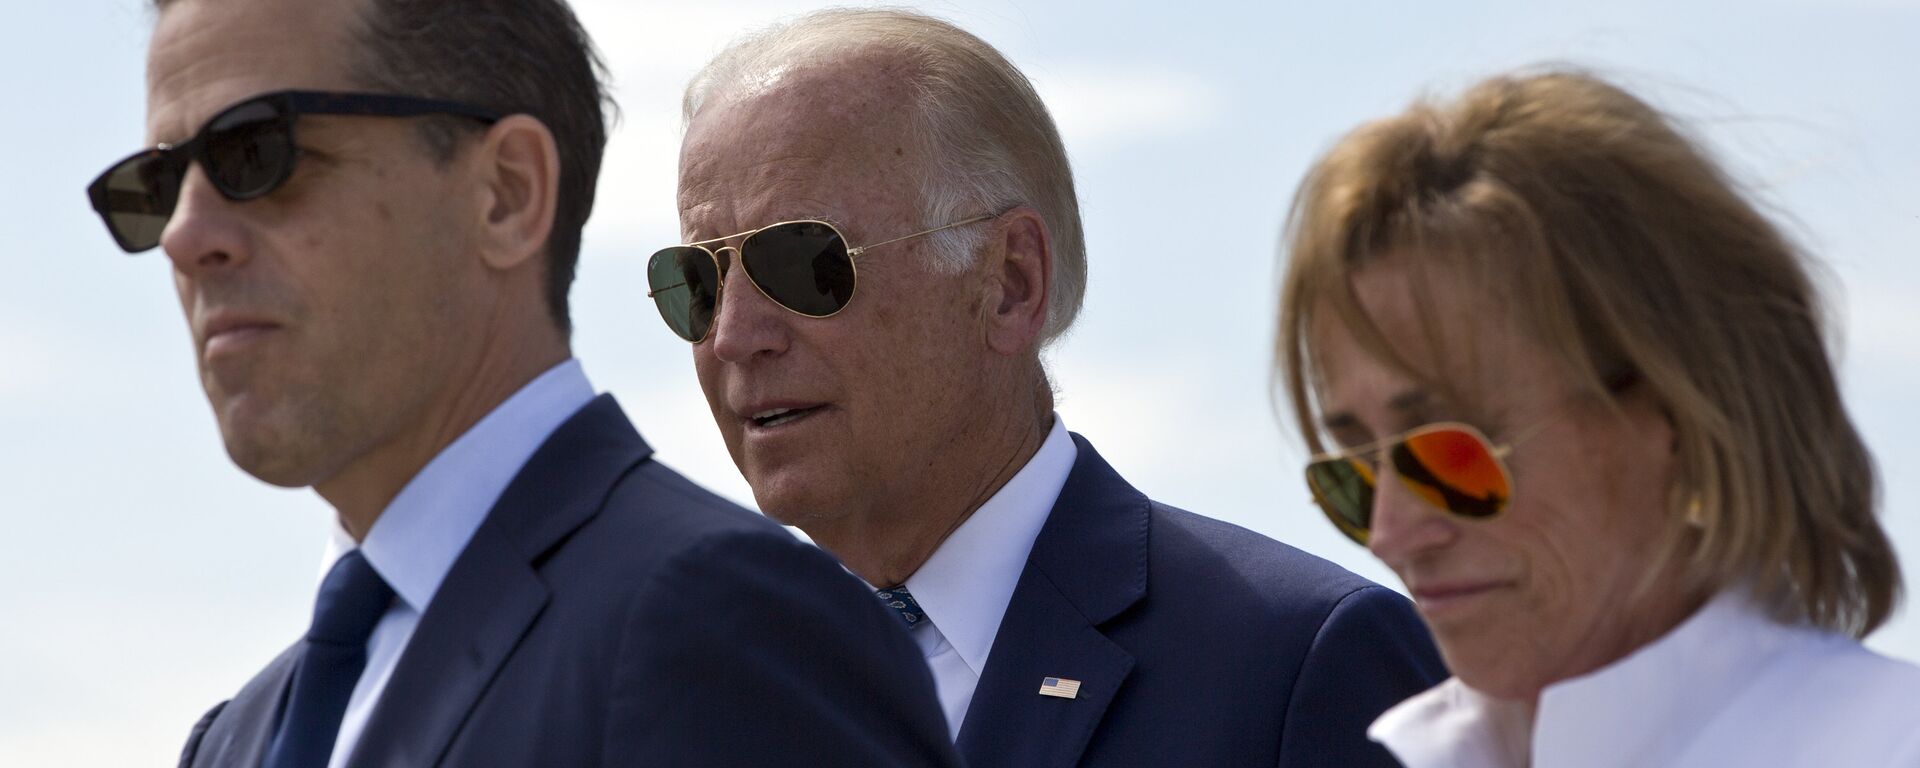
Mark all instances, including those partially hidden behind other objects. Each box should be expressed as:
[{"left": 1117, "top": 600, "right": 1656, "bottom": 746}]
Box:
[
  {"left": 712, "top": 245, "right": 738, "bottom": 277},
  {"left": 159, "top": 160, "right": 253, "bottom": 272},
  {"left": 1378, "top": 439, "right": 1490, "bottom": 553},
  {"left": 1364, "top": 465, "right": 1460, "bottom": 562}
]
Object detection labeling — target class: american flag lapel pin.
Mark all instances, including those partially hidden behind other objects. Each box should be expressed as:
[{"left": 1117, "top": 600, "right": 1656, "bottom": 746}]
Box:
[{"left": 1038, "top": 677, "right": 1082, "bottom": 699}]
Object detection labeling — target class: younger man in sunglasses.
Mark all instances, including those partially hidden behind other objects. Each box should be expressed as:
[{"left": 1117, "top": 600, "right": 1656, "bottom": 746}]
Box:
[
  {"left": 93, "top": 0, "right": 958, "bottom": 766},
  {"left": 662, "top": 9, "right": 1446, "bottom": 767}
]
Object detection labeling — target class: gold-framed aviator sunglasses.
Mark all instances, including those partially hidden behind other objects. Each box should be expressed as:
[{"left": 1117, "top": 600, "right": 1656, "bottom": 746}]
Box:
[
  {"left": 1305, "top": 420, "right": 1550, "bottom": 546},
  {"left": 645, "top": 213, "right": 997, "bottom": 343}
]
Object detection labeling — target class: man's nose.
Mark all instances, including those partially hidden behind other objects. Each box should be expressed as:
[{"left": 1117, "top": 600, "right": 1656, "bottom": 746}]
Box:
[
  {"left": 160, "top": 165, "right": 253, "bottom": 276},
  {"left": 707, "top": 247, "right": 793, "bottom": 363}
]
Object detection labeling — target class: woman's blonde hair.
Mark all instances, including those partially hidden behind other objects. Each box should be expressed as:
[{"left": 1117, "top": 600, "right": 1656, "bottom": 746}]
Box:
[{"left": 1276, "top": 70, "right": 1900, "bottom": 637}]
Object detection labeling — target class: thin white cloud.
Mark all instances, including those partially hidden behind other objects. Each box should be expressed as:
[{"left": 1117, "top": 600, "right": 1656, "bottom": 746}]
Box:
[{"left": 1032, "top": 67, "right": 1227, "bottom": 155}]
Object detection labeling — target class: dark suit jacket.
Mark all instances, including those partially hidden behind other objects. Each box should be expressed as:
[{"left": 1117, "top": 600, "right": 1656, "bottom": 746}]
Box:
[
  {"left": 955, "top": 434, "right": 1446, "bottom": 767},
  {"left": 179, "top": 395, "right": 959, "bottom": 768}
]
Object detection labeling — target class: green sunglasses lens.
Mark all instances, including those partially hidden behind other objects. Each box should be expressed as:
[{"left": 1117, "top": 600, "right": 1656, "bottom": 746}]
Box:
[
  {"left": 647, "top": 246, "right": 721, "bottom": 342},
  {"left": 90, "top": 150, "right": 182, "bottom": 253},
  {"left": 1306, "top": 458, "right": 1374, "bottom": 544},
  {"left": 740, "top": 221, "right": 855, "bottom": 317}
]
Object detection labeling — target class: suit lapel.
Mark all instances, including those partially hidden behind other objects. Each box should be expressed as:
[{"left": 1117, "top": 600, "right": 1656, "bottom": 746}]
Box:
[
  {"left": 189, "top": 646, "right": 297, "bottom": 768},
  {"left": 956, "top": 434, "right": 1150, "bottom": 768},
  {"left": 345, "top": 395, "right": 653, "bottom": 767},
  {"left": 955, "top": 572, "right": 1135, "bottom": 767}
]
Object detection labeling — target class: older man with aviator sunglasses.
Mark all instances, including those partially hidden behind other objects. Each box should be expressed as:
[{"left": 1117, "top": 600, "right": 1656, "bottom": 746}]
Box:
[
  {"left": 88, "top": 0, "right": 961, "bottom": 766},
  {"left": 649, "top": 9, "right": 1447, "bottom": 766}
]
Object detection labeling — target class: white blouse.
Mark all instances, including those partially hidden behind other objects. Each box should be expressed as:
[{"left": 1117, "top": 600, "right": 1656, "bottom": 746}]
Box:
[{"left": 1370, "top": 589, "right": 1920, "bottom": 767}]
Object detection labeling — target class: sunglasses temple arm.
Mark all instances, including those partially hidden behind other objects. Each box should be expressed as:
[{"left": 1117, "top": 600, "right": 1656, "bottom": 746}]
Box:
[
  {"left": 848, "top": 213, "right": 997, "bottom": 257},
  {"left": 646, "top": 282, "right": 689, "bottom": 297},
  {"left": 1499, "top": 419, "right": 1557, "bottom": 456}
]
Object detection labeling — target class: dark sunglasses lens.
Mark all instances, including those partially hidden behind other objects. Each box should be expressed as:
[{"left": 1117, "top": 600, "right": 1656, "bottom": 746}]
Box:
[
  {"left": 90, "top": 152, "right": 182, "bottom": 252},
  {"left": 741, "top": 221, "right": 854, "bottom": 316},
  {"left": 205, "top": 101, "right": 294, "bottom": 199},
  {"left": 1392, "top": 428, "right": 1509, "bottom": 518},
  {"left": 1306, "top": 458, "right": 1374, "bottom": 544},
  {"left": 648, "top": 246, "right": 721, "bottom": 342}
]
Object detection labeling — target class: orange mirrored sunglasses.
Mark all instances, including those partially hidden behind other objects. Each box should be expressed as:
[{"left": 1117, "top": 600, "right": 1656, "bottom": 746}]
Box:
[{"left": 1305, "top": 422, "right": 1543, "bottom": 545}]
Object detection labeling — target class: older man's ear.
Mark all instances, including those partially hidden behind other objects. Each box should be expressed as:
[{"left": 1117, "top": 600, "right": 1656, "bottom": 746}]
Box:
[{"left": 980, "top": 206, "right": 1053, "bottom": 357}]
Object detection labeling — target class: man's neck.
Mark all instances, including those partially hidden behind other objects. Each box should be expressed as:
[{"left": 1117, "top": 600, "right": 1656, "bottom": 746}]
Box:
[
  {"left": 318, "top": 339, "right": 569, "bottom": 540},
  {"left": 826, "top": 380, "right": 1055, "bottom": 587}
]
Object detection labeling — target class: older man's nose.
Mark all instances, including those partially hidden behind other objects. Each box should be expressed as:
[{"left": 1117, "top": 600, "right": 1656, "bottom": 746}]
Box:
[
  {"left": 708, "top": 253, "right": 792, "bottom": 363},
  {"left": 160, "top": 165, "right": 252, "bottom": 276}
]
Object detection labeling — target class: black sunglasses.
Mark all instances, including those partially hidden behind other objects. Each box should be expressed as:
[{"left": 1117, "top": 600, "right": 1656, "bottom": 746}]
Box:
[
  {"left": 87, "top": 90, "right": 503, "bottom": 253},
  {"left": 645, "top": 215, "right": 996, "bottom": 343}
]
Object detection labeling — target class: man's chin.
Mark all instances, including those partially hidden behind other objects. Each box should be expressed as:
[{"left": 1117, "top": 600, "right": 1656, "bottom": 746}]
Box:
[
  {"left": 224, "top": 447, "right": 322, "bottom": 488},
  {"left": 217, "top": 421, "right": 329, "bottom": 489},
  {"left": 746, "top": 472, "right": 849, "bottom": 531}
]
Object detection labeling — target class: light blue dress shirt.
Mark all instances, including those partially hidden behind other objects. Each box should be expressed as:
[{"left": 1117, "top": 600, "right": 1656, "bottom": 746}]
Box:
[{"left": 314, "top": 359, "right": 595, "bottom": 768}]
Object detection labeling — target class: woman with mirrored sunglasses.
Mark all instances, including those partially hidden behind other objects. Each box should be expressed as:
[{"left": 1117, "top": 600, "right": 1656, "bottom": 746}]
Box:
[{"left": 1274, "top": 70, "right": 1920, "bottom": 766}]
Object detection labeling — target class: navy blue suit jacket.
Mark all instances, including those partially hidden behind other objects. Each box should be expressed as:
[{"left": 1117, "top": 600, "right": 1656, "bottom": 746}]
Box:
[
  {"left": 954, "top": 434, "right": 1445, "bottom": 767},
  {"left": 178, "top": 395, "right": 959, "bottom": 768}
]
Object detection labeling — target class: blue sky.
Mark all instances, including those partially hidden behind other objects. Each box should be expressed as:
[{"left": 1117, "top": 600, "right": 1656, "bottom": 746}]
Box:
[{"left": 3, "top": 0, "right": 1916, "bottom": 763}]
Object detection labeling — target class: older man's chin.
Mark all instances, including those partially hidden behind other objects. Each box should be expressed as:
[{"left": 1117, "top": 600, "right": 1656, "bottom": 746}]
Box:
[{"left": 744, "top": 472, "right": 852, "bottom": 532}]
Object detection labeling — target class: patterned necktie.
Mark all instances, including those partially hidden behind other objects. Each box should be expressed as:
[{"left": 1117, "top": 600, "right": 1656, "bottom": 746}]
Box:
[
  {"left": 263, "top": 549, "right": 395, "bottom": 768},
  {"left": 875, "top": 585, "right": 927, "bottom": 629}
]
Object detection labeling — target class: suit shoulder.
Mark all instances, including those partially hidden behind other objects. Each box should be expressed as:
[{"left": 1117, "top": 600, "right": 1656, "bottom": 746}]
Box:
[
  {"left": 596, "top": 458, "right": 798, "bottom": 546},
  {"left": 541, "top": 458, "right": 821, "bottom": 594},
  {"left": 1148, "top": 501, "right": 1383, "bottom": 603},
  {"left": 1136, "top": 501, "right": 1439, "bottom": 688},
  {"left": 1140, "top": 503, "right": 1425, "bottom": 651},
  {"left": 177, "top": 700, "right": 228, "bottom": 768}
]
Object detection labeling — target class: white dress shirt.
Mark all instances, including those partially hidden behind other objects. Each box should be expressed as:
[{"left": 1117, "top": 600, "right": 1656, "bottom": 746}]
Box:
[
  {"left": 896, "top": 415, "right": 1077, "bottom": 740},
  {"left": 313, "top": 359, "right": 595, "bottom": 768},
  {"left": 1370, "top": 588, "right": 1920, "bottom": 767}
]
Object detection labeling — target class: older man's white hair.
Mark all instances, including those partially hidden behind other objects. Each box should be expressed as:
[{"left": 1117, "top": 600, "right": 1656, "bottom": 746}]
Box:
[{"left": 683, "top": 7, "right": 1087, "bottom": 347}]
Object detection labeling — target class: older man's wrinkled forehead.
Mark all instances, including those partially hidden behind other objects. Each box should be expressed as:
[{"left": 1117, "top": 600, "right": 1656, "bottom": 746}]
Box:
[
  {"left": 702, "top": 45, "right": 925, "bottom": 125},
  {"left": 679, "top": 49, "right": 931, "bottom": 228}
]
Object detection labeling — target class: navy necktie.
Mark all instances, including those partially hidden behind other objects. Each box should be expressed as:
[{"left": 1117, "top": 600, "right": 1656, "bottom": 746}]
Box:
[
  {"left": 263, "top": 549, "right": 395, "bottom": 768},
  {"left": 875, "top": 585, "right": 927, "bottom": 629}
]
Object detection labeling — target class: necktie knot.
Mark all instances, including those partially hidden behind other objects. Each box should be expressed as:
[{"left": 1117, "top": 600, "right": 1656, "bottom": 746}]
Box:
[
  {"left": 875, "top": 585, "right": 926, "bottom": 629},
  {"left": 308, "top": 549, "right": 394, "bottom": 646},
  {"left": 264, "top": 549, "right": 394, "bottom": 768}
]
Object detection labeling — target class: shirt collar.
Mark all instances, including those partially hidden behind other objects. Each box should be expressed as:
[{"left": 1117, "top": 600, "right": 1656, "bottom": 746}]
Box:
[
  {"left": 320, "top": 359, "right": 595, "bottom": 613},
  {"left": 902, "top": 415, "right": 1077, "bottom": 678},
  {"left": 1370, "top": 588, "right": 1799, "bottom": 768}
]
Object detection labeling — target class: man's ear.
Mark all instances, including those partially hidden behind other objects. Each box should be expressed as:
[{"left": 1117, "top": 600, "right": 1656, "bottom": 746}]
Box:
[
  {"left": 981, "top": 206, "right": 1052, "bottom": 357},
  {"left": 471, "top": 114, "right": 560, "bottom": 272}
]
